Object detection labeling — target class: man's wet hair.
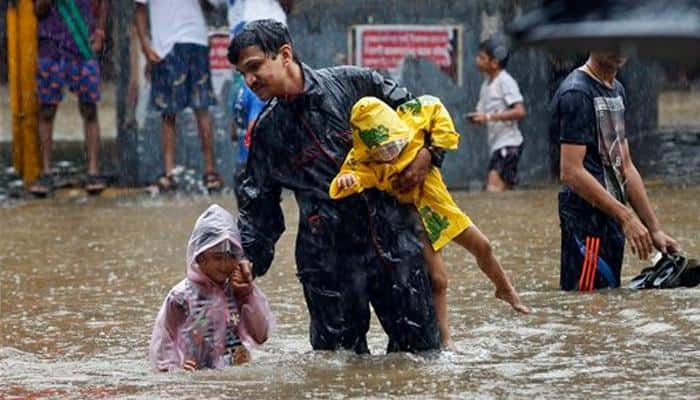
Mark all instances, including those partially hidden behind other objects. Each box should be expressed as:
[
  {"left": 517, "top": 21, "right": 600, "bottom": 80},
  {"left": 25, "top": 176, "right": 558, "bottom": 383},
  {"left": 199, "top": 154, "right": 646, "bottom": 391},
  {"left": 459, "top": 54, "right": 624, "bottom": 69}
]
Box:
[
  {"left": 228, "top": 19, "right": 299, "bottom": 65},
  {"left": 479, "top": 35, "right": 510, "bottom": 69}
]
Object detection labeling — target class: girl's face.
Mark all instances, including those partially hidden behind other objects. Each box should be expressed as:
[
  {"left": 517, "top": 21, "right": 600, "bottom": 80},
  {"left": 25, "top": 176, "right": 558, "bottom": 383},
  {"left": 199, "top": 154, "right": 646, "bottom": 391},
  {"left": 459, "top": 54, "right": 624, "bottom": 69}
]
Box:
[
  {"left": 370, "top": 139, "right": 406, "bottom": 163},
  {"left": 197, "top": 248, "right": 238, "bottom": 285}
]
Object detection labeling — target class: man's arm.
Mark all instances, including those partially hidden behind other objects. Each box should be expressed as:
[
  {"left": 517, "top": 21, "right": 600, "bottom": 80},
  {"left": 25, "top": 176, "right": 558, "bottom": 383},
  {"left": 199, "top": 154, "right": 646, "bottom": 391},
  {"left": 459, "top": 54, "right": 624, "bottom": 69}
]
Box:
[
  {"left": 619, "top": 141, "right": 679, "bottom": 253},
  {"left": 471, "top": 102, "right": 526, "bottom": 124},
  {"left": 237, "top": 180, "right": 285, "bottom": 277},
  {"left": 236, "top": 137, "right": 285, "bottom": 277},
  {"left": 357, "top": 68, "right": 414, "bottom": 111},
  {"left": 134, "top": 2, "right": 161, "bottom": 63},
  {"left": 561, "top": 143, "right": 654, "bottom": 259},
  {"left": 96, "top": 0, "right": 108, "bottom": 32},
  {"left": 90, "top": 0, "right": 108, "bottom": 52}
]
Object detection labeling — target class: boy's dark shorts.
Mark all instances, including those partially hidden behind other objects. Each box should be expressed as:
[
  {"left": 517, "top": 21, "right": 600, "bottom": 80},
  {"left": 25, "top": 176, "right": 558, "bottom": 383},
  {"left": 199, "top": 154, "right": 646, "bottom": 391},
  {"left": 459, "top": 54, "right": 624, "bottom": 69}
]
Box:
[
  {"left": 559, "top": 203, "right": 625, "bottom": 291},
  {"left": 150, "top": 43, "right": 216, "bottom": 115},
  {"left": 488, "top": 145, "right": 523, "bottom": 186},
  {"left": 37, "top": 58, "right": 101, "bottom": 105}
]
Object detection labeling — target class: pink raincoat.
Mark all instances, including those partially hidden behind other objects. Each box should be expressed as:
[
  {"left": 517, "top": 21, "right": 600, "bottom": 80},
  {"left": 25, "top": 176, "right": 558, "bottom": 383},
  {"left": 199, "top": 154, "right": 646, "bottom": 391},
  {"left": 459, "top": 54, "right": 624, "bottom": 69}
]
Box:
[{"left": 149, "top": 204, "right": 274, "bottom": 371}]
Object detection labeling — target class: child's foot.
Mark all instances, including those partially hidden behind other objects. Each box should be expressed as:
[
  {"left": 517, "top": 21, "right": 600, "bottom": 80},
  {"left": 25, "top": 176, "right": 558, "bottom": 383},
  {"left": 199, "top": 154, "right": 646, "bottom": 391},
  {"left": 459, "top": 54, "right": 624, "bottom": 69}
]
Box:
[
  {"left": 495, "top": 287, "right": 531, "bottom": 314},
  {"left": 441, "top": 339, "right": 456, "bottom": 351}
]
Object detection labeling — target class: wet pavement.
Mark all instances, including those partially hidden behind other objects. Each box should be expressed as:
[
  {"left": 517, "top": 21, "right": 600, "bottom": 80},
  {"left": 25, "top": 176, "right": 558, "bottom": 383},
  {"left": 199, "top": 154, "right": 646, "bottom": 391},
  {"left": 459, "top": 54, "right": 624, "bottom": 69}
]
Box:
[{"left": 1, "top": 187, "right": 699, "bottom": 399}]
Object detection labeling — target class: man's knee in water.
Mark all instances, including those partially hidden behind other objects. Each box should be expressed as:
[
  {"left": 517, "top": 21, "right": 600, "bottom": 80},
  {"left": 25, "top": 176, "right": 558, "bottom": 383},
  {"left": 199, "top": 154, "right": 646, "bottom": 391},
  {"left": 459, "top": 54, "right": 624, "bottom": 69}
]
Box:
[
  {"left": 38, "top": 104, "right": 58, "bottom": 122},
  {"left": 78, "top": 102, "right": 98, "bottom": 122},
  {"left": 303, "top": 281, "right": 370, "bottom": 353}
]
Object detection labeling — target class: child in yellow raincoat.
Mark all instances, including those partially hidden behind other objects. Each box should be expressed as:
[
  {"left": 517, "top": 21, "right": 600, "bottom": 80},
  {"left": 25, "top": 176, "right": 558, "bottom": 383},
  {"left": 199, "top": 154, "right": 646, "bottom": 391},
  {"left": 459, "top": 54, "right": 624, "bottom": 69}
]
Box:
[{"left": 329, "top": 96, "right": 530, "bottom": 346}]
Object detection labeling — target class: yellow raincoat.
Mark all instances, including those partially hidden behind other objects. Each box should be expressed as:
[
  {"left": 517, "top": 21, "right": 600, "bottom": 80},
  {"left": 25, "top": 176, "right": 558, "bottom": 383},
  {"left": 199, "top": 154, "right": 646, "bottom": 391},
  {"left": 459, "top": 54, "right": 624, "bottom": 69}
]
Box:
[{"left": 329, "top": 96, "right": 472, "bottom": 251}]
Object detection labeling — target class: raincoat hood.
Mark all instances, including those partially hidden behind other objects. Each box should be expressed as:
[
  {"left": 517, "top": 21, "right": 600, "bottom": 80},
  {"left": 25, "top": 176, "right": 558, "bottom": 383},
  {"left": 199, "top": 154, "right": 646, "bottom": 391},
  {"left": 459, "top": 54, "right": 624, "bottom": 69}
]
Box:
[
  {"left": 350, "top": 97, "right": 415, "bottom": 163},
  {"left": 186, "top": 204, "right": 244, "bottom": 286}
]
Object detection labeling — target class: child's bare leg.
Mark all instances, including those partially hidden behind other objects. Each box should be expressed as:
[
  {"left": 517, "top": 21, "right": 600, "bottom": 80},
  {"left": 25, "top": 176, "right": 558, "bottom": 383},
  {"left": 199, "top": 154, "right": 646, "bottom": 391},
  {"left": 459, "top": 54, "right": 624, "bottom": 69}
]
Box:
[
  {"left": 421, "top": 236, "right": 451, "bottom": 347},
  {"left": 453, "top": 226, "right": 530, "bottom": 314}
]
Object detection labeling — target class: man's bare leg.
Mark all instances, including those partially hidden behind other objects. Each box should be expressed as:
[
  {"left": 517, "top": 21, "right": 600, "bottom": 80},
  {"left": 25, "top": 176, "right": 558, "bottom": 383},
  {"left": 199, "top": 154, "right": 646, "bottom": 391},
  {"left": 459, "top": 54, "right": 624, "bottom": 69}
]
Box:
[
  {"left": 79, "top": 102, "right": 100, "bottom": 175},
  {"left": 194, "top": 109, "right": 216, "bottom": 174},
  {"left": 37, "top": 104, "right": 58, "bottom": 175},
  {"left": 162, "top": 113, "right": 177, "bottom": 174},
  {"left": 485, "top": 170, "right": 509, "bottom": 192}
]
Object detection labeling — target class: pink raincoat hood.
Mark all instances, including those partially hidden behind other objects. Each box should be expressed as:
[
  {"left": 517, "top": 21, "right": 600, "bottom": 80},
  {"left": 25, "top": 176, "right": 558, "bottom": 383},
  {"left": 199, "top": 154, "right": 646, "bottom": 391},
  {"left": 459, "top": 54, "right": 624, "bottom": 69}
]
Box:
[{"left": 186, "top": 204, "right": 244, "bottom": 286}]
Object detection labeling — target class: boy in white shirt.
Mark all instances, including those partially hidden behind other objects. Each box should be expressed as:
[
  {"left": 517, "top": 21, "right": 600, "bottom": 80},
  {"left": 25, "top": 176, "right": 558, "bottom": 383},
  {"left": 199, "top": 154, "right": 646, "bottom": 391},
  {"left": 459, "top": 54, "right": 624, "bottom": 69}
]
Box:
[
  {"left": 134, "top": 0, "right": 224, "bottom": 192},
  {"left": 468, "top": 36, "right": 527, "bottom": 192}
]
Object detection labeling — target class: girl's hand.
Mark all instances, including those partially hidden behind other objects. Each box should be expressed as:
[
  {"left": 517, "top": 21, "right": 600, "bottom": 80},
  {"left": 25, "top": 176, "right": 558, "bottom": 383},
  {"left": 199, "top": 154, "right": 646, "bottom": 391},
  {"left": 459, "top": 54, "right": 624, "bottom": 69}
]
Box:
[
  {"left": 336, "top": 174, "right": 358, "bottom": 190},
  {"left": 90, "top": 29, "right": 105, "bottom": 53},
  {"left": 231, "top": 260, "right": 254, "bottom": 299}
]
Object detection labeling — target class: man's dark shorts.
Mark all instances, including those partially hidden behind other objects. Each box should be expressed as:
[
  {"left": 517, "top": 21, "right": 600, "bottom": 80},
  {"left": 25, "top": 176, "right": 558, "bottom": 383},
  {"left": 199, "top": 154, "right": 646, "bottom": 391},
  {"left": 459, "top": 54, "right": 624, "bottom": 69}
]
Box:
[
  {"left": 37, "top": 58, "right": 101, "bottom": 105},
  {"left": 150, "top": 43, "right": 216, "bottom": 115},
  {"left": 488, "top": 145, "right": 523, "bottom": 186},
  {"left": 559, "top": 195, "right": 625, "bottom": 291}
]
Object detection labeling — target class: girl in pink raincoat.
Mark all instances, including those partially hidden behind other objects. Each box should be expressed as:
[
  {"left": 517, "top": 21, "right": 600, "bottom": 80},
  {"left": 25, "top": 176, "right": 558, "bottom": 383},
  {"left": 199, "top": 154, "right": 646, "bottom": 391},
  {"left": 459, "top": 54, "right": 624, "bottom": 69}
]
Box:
[{"left": 149, "top": 204, "right": 274, "bottom": 371}]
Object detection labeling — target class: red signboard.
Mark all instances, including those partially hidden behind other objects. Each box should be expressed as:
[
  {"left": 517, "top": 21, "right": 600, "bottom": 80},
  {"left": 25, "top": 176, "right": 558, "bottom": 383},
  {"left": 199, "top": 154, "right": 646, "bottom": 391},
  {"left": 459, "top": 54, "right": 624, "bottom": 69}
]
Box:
[
  {"left": 350, "top": 25, "right": 463, "bottom": 84},
  {"left": 209, "top": 33, "right": 232, "bottom": 70}
]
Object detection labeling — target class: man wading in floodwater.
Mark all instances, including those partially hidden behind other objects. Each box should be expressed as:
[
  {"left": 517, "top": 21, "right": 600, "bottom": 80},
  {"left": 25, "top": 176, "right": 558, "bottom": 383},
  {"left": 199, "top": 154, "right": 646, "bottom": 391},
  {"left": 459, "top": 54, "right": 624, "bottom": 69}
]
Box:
[
  {"left": 228, "top": 19, "right": 444, "bottom": 352},
  {"left": 551, "top": 51, "right": 680, "bottom": 291}
]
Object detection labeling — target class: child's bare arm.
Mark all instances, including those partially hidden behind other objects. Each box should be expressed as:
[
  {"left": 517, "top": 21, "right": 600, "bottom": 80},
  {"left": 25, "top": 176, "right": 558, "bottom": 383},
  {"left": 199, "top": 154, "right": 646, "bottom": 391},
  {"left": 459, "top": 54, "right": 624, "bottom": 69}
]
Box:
[{"left": 330, "top": 149, "right": 379, "bottom": 199}]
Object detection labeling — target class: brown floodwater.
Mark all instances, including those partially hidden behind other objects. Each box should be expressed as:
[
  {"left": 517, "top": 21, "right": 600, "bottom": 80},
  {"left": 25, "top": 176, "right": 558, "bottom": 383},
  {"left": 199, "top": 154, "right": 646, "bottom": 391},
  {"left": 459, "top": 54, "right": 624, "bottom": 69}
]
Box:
[{"left": 1, "top": 186, "right": 699, "bottom": 399}]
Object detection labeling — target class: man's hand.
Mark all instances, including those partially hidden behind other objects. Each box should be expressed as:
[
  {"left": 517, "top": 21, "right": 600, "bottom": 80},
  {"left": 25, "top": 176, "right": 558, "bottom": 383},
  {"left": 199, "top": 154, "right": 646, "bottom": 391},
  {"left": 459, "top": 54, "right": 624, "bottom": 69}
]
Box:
[
  {"left": 230, "top": 259, "right": 254, "bottom": 298},
  {"left": 392, "top": 147, "right": 431, "bottom": 193},
  {"left": 336, "top": 173, "right": 358, "bottom": 190},
  {"left": 620, "top": 212, "right": 654, "bottom": 260},
  {"left": 141, "top": 44, "right": 162, "bottom": 64},
  {"left": 90, "top": 30, "right": 105, "bottom": 53},
  {"left": 468, "top": 111, "right": 488, "bottom": 125},
  {"left": 650, "top": 229, "right": 680, "bottom": 254}
]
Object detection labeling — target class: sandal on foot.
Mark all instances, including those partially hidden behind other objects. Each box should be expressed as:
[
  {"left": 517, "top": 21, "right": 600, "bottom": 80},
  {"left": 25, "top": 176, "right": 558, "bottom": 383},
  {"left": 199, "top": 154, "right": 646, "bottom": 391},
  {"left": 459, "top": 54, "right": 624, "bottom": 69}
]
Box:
[
  {"left": 146, "top": 173, "right": 177, "bottom": 194},
  {"left": 84, "top": 174, "right": 107, "bottom": 195},
  {"left": 203, "top": 171, "right": 223, "bottom": 192},
  {"left": 29, "top": 173, "right": 54, "bottom": 197}
]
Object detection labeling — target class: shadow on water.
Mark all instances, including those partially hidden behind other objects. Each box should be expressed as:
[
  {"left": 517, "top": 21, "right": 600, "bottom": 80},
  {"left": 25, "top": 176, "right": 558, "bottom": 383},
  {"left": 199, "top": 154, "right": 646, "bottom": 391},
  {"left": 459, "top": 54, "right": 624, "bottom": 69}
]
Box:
[{"left": 1, "top": 187, "right": 699, "bottom": 399}]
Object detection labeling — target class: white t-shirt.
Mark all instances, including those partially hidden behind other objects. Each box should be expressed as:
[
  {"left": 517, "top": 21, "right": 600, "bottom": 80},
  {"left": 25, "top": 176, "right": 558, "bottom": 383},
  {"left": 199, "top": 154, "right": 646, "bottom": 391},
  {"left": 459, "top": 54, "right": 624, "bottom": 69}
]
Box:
[
  {"left": 136, "top": 0, "right": 223, "bottom": 58},
  {"left": 476, "top": 70, "right": 525, "bottom": 153},
  {"left": 227, "top": 0, "right": 287, "bottom": 37}
]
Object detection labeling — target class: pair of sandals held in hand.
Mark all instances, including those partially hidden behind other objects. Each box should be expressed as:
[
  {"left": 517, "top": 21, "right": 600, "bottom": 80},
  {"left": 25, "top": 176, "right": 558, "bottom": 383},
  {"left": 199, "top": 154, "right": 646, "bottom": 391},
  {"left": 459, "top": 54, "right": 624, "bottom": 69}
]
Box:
[{"left": 629, "top": 252, "right": 700, "bottom": 289}]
